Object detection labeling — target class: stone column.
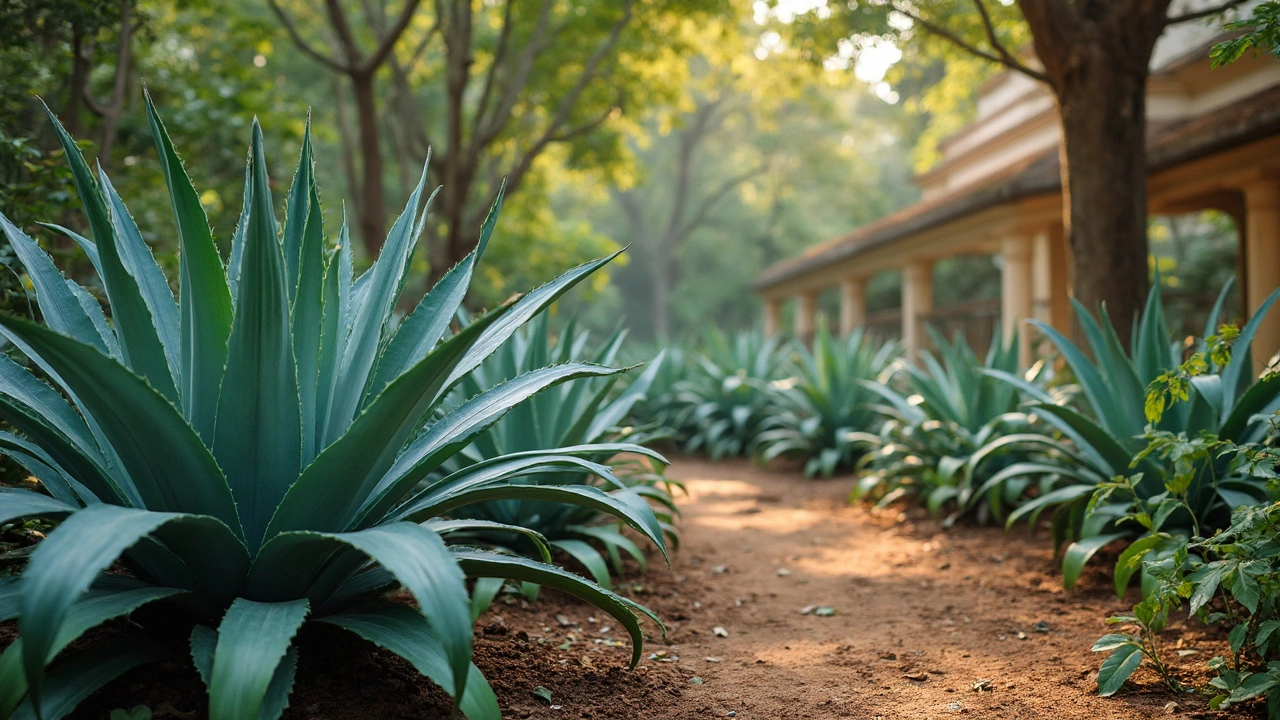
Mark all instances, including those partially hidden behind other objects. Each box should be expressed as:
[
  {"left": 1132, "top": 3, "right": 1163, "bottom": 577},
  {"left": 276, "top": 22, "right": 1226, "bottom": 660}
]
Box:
[
  {"left": 839, "top": 277, "right": 867, "bottom": 336},
  {"left": 1002, "top": 235, "right": 1034, "bottom": 368},
  {"left": 902, "top": 261, "right": 933, "bottom": 365},
  {"left": 762, "top": 296, "right": 781, "bottom": 337},
  {"left": 1032, "top": 224, "right": 1071, "bottom": 336},
  {"left": 1245, "top": 179, "right": 1280, "bottom": 373},
  {"left": 794, "top": 291, "right": 817, "bottom": 341}
]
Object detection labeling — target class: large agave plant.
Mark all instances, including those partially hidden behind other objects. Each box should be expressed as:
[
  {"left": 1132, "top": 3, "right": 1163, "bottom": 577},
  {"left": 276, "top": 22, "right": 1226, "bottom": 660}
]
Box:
[
  {"left": 756, "top": 326, "right": 899, "bottom": 477},
  {"left": 0, "top": 100, "right": 661, "bottom": 720},
  {"left": 433, "top": 314, "right": 676, "bottom": 595},
  {"left": 851, "top": 329, "right": 1056, "bottom": 523},
  {"left": 980, "top": 280, "right": 1280, "bottom": 589}
]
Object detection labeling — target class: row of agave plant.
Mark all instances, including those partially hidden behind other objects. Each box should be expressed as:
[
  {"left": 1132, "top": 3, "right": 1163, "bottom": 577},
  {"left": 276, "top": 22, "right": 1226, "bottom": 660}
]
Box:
[
  {"left": 0, "top": 105, "right": 679, "bottom": 720},
  {"left": 647, "top": 279, "right": 1280, "bottom": 712}
]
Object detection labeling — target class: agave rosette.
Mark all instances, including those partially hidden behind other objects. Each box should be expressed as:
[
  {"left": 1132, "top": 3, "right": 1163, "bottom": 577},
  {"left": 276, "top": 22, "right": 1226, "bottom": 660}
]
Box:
[
  {"left": 0, "top": 99, "right": 662, "bottom": 720},
  {"left": 433, "top": 314, "right": 678, "bottom": 594}
]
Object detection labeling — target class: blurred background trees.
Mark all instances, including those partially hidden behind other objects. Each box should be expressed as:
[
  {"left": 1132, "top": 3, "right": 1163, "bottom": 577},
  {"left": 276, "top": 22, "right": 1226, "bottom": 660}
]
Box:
[{"left": 0, "top": 0, "right": 1245, "bottom": 342}]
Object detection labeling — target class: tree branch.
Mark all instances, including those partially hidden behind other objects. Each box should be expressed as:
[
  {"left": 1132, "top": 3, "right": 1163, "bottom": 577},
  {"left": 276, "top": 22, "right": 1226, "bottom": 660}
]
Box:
[
  {"left": 361, "top": 0, "right": 425, "bottom": 73},
  {"left": 893, "top": 2, "right": 1048, "bottom": 83},
  {"left": 267, "top": 0, "right": 351, "bottom": 73},
  {"left": 1165, "top": 0, "right": 1248, "bottom": 25},
  {"left": 971, "top": 0, "right": 1045, "bottom": 80}
]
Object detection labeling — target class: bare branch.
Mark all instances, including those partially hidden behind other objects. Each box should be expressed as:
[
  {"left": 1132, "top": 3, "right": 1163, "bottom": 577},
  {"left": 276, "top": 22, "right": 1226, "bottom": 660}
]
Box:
[
  {"left": 672, "top": 161, "right": 768, "bottom": 242},
  {"left": 892, "top": 2, "right": 1048, "bottom": 83},
  {"left": 362, "top": 0, "right": 425, "bottom": 73},
  {"left": 1166, "top": 0, "right": 1248, "bottom": 25},
  {"left": 267, "top": 0, "right": 351, "bottom": 73},
  {"left": 324, "top": 0, "right": 366, "bottom": 69},
  {"left": 474, "top": 0, "right": 556, "bottom": 151}
]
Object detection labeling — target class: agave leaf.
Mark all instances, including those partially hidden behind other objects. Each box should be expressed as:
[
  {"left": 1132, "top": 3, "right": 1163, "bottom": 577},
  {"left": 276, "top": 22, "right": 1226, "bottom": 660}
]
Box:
[
  {"left": 407, "top": 484, "right": 666, "bottom": 561},
  {"left": 208, "top": 598, "right": 309, "bottom": 720},
  {"left": 357, "top": 363, "right": 629, "bottom": 526},
  {"left": 0, "top": 355, "right": 107, "bottom": 468},
  {"left": 321, "top": 601, "right": 501, "bottom": 720},
  {"left": 452, "top": 549, "right": 659, "bottom": 667},
  {"left": 1062, "top": 532, "right": 1129, "bottom": 589},
  {"left": 443, "top": 251, "right": 625, "bottom": 391},
  {"left": 425, "top": 519, "right": 553, "bottom": 563},
  {"left": 265, "top": 307, "right": 503, "bottom": 539},
  {"left": 0, "top": 488, "right": 78, "bottom": 526},
  {"left": 324, "top": 164, "right": 435, "bottom": 438},
  {"left": 0, "top": 214, "right": 112, "bottom": 354},
  {"left": 1222, "top": 286, "right": 1280, "bottom": 412},
  {"left": 367, "top": 188, "right": 504, "bottom": 400},
  {"left": 45, "top": 586, "right": 186, "bottom": 665},
  {"left": 145, "top": 92, "right": 233, "bottom": 441},
  {"left": 98, "top": 169, "right": 182, "bottom": 389},
  {"left": 0, "top": 393, "right": 125, "bottom": 506},
  {"left": 280, "top": 120, "right": 314, "bottom": 298},
  {"left": 213, "top": 120, "right": 301, "bottom": 551},
  {"left": 0, "top": 315, "right": 241, "bottom": 528},
  {"left": 8, "top": 636, "right": 168, "bottom": 720},
  {"left": 18, "top": 504, "right": 247, "bottom": 709},
  {"left": 551, "top": 539, "right": 612, "bottom": 588},
  {"left": 36, "top": 222, "right": 103, "bottom": 281},
  {"left": 294, "top": 180, "right": 326, "bottom": 464},
  {"left": 247, "top": 523, "right": 471, "bottom": 702},
  {"left": 41, "top": 102, "right": 180, "bottom": 402}
]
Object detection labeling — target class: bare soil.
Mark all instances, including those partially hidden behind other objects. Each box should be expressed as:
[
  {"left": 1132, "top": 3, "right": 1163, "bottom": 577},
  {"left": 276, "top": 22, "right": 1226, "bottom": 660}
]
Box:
[{"left": 9, "top": 457, "right": 1265, "bottom": 718}]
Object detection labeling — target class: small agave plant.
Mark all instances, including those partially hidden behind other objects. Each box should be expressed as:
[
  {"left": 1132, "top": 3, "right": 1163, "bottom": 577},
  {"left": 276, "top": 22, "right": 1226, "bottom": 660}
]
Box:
[
  {"left": 0, "top": 97, "right": 663, "bottom": 720},
  {"left": 434, "top": 313, "right": 678, "bottom": 598}
]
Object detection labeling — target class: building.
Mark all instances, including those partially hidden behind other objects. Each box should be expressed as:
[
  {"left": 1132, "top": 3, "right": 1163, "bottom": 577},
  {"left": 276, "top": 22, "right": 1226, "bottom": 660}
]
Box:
[{"left": 752, "top": 19, "right": 1280, "bottom": 370}]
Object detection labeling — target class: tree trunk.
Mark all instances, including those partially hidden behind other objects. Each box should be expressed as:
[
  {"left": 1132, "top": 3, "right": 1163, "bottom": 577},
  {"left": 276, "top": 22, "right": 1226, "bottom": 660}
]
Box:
[
  {"left": 652, "top": 254, "right": 672, "bottom": 342},
  {"left": 351, "top": 71, "right": 387, "bottom": 255},
  {"left": 1054, "top": 50, "right": 1151, "bottom": 344}
]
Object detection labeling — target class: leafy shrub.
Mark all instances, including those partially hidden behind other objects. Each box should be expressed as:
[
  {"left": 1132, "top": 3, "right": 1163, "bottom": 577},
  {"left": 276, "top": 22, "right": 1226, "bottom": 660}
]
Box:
[
  {"left": 432, "top": 313, "right": 677, "bottom": 591},
  {"left": 756, "top": 326, "right": 899, "bottom": 477},
  {"left": 851, "top": 330, "right": 1058, "bottom": 523},
  {"left": 669, "top": 329, "right": 787, "bottom": 460},
  {"left": 0, "top": 101, "right": 660, "bottom": 720},
  {"left": 983, "top": 281, "right": 1280, "bottom": 588},
  {"left": 1092, "top": 363, "right": 1280, "bottom": 710}
]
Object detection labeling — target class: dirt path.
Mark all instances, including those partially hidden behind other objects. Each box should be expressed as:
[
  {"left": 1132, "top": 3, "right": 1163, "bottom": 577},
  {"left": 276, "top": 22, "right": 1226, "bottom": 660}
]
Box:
[{"left": 547, "top": 457, "right": 1244, "bottom": 720}]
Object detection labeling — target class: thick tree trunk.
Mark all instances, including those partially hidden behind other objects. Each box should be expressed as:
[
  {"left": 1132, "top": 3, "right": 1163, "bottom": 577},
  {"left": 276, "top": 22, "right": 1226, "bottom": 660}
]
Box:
[
  {"left": 351, "top": 72, "right": 387, "bottom": 255},
  {"left": 1056, "top": 60, "right": 1151, "bottom": 343}
]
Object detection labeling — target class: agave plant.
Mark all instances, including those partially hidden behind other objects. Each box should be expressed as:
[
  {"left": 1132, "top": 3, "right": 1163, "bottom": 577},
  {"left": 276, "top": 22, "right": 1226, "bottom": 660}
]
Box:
[
  {"left": 978, "top": 280, "right": 1280, "bottom": 589},
  {"left": 850, "top": 329, "right": 1058, "bottom": 523},
  {"left": 756, "top": 326, "right": 899, "bottom": 478},
  {"left": 671, "top": 329, "right": 787, "bottom": 461},
  {"left": 0, "top": 101, "right": 664, "bottom": 720},
  {"left": 432, "top": 313, "right": 678, "bottom": 595}
]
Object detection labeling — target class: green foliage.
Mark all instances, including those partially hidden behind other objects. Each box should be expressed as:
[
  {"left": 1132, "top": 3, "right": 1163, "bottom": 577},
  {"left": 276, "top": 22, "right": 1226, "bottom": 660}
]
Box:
[
  {"left": 756, "top": 326, "right": 899, "bottom": 478},
  {"left": 987, "top": 280, "right": 1280, "bottom": 589},
  {"left": 1212, "top": 1, "right": 1280, "bottom": 68},
  {"left": 431, "top": 313, "right": 678, "bottom": 591},
  {"left": 851, "top": 330, "right": 1057, "bottom": 523},
  {"left": 663, "top": 329, "right": 788, "bottom": 461},
  {"left": 0, "top": 105, "right": 660, "bottom": 720}
]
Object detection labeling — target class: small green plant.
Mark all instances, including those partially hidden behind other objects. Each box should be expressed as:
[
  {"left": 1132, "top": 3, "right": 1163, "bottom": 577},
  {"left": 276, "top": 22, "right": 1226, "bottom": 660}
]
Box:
[
  {"left": 756, "top": 326, "right": 899, "bottom": 478},
  {"left": 0, "top": 99, "right": 660, "bottom": 720}
]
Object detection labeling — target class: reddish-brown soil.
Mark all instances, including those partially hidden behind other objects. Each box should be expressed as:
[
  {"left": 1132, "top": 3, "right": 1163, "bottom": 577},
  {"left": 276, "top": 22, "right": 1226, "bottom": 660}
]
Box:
[{"left": 6, "top": 457, "right": 1265, "bottom": 718}]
